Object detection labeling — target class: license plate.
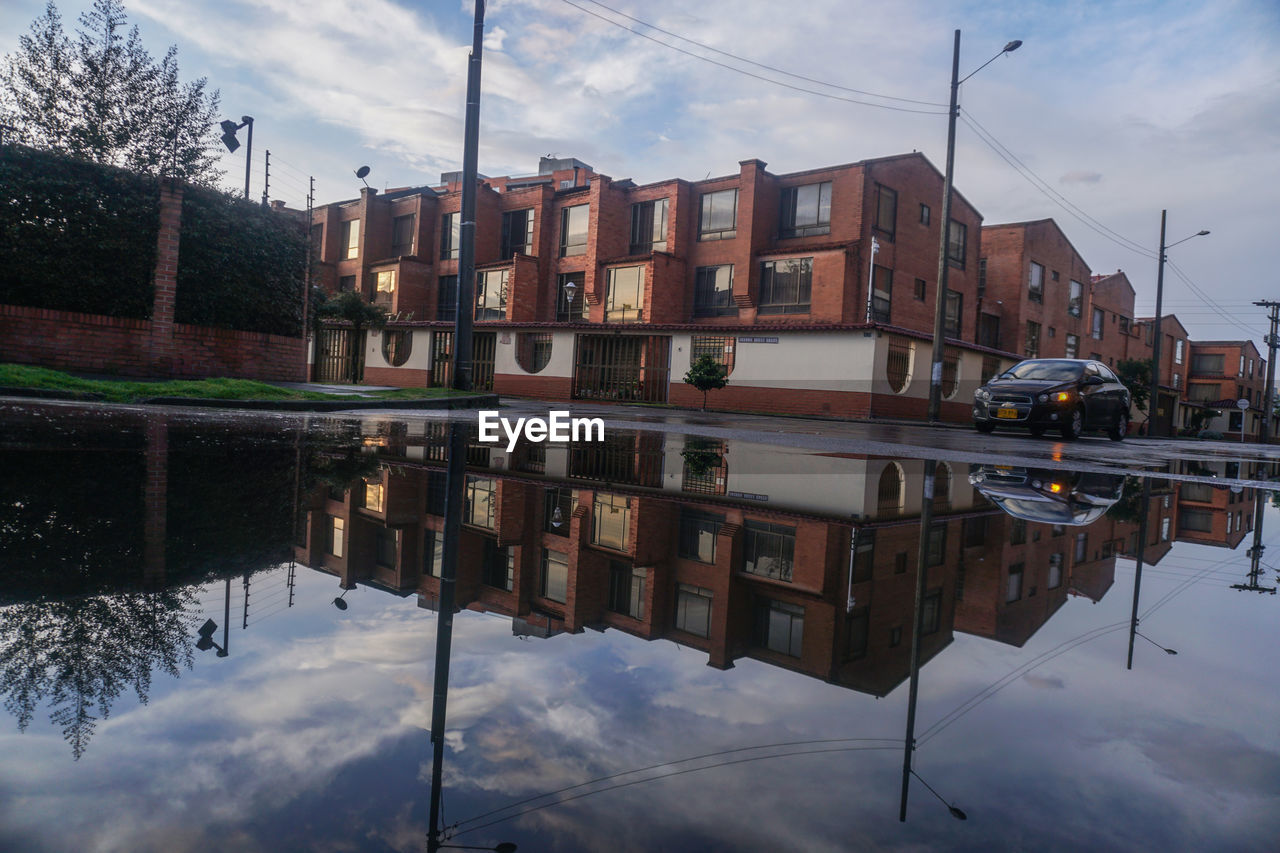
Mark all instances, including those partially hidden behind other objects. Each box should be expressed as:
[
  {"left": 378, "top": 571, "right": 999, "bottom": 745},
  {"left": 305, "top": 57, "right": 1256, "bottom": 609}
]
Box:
[{"left": 996, "top": 408, "right": 1019, "bottom": 419}]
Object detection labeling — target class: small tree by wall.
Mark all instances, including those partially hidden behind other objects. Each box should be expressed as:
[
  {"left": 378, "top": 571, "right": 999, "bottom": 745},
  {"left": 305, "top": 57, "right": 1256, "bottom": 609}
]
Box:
[{"left": 684, "top": 353, "right": 728, "bottom": 411}]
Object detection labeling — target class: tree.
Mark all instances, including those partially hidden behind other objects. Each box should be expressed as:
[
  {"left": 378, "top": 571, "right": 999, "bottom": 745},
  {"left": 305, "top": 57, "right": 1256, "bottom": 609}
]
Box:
[
  {"left": 316, "top": 291, "right": 389, "bottom": 383},
  {"left": 683, "top": 353, "right": 728, "bottom": 411},
  {"left": 1116, "top": 358, "right": 1153, "bottom": 416},
  {"left": 0, "top": 0, "right": 221, "bottom": 184}
]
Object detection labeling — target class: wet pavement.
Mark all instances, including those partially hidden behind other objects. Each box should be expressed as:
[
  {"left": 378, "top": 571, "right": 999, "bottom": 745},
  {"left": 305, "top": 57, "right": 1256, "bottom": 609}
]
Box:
[{"left": 1, "top": 400, "right": 1277, "bottom": 852}]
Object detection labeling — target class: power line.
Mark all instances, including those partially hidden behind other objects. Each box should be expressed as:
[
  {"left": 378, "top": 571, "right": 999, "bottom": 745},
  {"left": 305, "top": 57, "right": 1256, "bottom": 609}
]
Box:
[
  {"left": 556, "top": 0, "right": 947, "bottom": 115},
  {"left": 570, "top": 0, "right": 947, "bottom": 107},
  {"left": 1164, "top": 261, "right": 1265, "bottom": 337}
]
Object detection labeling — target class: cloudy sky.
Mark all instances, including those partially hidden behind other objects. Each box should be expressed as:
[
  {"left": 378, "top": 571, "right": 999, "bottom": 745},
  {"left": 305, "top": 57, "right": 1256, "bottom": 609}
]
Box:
[{"left": 3, "top": 0, "right": 1278, "bottom": 347}]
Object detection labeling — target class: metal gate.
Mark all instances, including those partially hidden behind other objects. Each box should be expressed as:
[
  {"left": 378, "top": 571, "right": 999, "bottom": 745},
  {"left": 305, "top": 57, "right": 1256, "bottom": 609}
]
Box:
[
  {"left": 429, "top": 330, "right": 496, "bottom": 391},
  {"left": 315, "top": 327, "right": 365, "bottom": 383},
  {"left": 573, "top": 334, "right": 670, "bottom": 403}
]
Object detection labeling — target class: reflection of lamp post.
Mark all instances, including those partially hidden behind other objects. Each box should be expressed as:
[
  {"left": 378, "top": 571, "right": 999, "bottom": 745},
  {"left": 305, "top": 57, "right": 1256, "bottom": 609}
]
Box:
[
  {"left": 333, "top": 588, "right": 352, "bottom": 610},
  {"left": 926, "top": 34, "right": 1022, "bottom": 423},
  {"left": 218, "top": 115, "right": 254, "bottom": 200},
  {"left": 195, "top": 577, "right": 232, "bottom": 657},
  {"left": 910, "top": 769, "right": 968, "bottom": 820},
  {"left": 1134, "top": 629, "right": 1177, "bottom": 655}
]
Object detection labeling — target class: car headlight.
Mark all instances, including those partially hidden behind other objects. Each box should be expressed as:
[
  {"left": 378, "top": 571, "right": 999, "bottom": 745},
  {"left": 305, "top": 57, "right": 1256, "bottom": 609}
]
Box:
[
  {"left": 976, "top": 388, "right": 990, "bottom": 400},
  {"left": 1038, "top": 393, "right": 1048, "bottom": 403},
  {"left": 1055, "top": 391, "right": 1071, "bottom": 402}
]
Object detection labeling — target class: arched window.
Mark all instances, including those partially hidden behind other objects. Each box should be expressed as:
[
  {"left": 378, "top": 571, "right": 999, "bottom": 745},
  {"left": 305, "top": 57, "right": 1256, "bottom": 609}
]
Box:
[
  {"left": 877, "top": 462, "right": 904, "bottom": 516},
  {"left": 381, "top": 330, "right": 412, "bottom": 366},
  {"left": 886, "top": 342, "right": 912, "bottom": 393},
  {"left": 932, "top": 462, "right": 952, "bottom": 510},
  {"left": 515, "top": 333, "right": 553, "bottom": 373}
]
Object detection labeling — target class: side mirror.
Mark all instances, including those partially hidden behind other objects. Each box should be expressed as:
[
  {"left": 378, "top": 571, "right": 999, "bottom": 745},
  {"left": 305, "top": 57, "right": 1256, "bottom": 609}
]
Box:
[{"left": 1084, "top": 375, "right": 1105, "bottom": 386}]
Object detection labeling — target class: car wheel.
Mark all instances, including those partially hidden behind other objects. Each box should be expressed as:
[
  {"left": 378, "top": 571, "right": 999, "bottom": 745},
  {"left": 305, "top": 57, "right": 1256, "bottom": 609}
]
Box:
[
  {"left": 1061, "top": 406, "right": 1084, "bottom": 441},
  {"left": 975, "top": 421, "right": 995, "bottom": 434},
  {"left": 1108, "top": 411, "right": 1128, "bottom": 441},
  {"left": 1029, "top": 425, "right": 1046, "bottom": 437}
]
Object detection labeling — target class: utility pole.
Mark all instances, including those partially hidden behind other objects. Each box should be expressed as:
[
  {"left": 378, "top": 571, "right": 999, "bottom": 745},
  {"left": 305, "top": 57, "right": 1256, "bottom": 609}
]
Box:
[
  {"left": 305, "top": 175, "right": 315, "bottom": 373},
  {"left": 1233, "top": 489, "right": 1276, "bottom": 594},
  {"left": 1255, "top": 300, "right": 1279, "bottom": 444},
  {"left": 452, "top": 0, "right": 486, "bottom": 393},
  {"left": 900, "top": 459, "right": 937, "bottom": 820},
  {"left": 926, "top": 31, "right": 961, "bottom": 424},
  {"left": 261, "top": 149, "right": 271, "bottom": 207},
  {"left": 1147, "top": 211, "right": 1168, "bottom": 437}
]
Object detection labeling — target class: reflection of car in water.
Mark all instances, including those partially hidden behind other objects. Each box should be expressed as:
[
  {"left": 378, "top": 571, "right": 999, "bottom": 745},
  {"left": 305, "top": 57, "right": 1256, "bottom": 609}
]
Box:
[{"left": 968, "top": 465, "right": 1125, "bottom": 526}]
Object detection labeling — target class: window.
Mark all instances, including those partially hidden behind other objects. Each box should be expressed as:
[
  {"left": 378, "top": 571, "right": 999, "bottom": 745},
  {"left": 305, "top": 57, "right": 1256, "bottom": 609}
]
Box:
[
  {"left": 1174, "top": 339, "right": 1184, "bottom": 364},
  {"left": 780, "top": 182, "right": 832, "bottom": 238},
  {"left": 391, "top": 214, "right": 415, "bottom": 256},
  {"left": 977, "top": 258, "right": 987, "bottom": 296},
  {"left": 1011, "top": 518, "right": 1026, "bottom": 545},
  {"left": 382, "top": 329, "right": 413, "bottom": 371},
  {"left": 608, "top": 562, "right": 646, "bottom": 619},
  {"left": 605, "top": 266, "right": 645, "bottom": 322},
  {"left": 1068, "top": 279, "right": 1082, "bottom": 316},
  {"left": 675, "top": 584, "right": 713, "bottom": 637},
  {"left": 679, "top": 509, "right": 724, "bottom": 563},
  {"left": 375, "top": 527, "right": 397, "bottom": 568},
  {"left": 919, "top": 203, "right": 931, "bottom": 226},
  {"left": 759, "top": 258, "right": 812, "bottom": 314},
  {"left": 423, "top": 529, "right": 443, "bottom": 578},
  {"left": 698, "top": 188, "right": 738, "bottom": 240},
  {"left": 962, "top": 516, "right": 987, "bottom": 548},
  {"left": 754, "top": 598, "right": 803, "bottom": 657},
  {"left": 870, "top": 264, "right": 892, "bottom": 322},
  {"left": 921, "top": 590, "right": 941, "bottom": 635},
  {"left": 872, "top": 183, "right": 896, "bottom": 239},
  {"left": 339, "top": 274, "right": 356, "bottom": 293},
  {"left": 363, "top": 481, "right": 385, "bottom": 512},
  {"left": 560, "top": 205, "right": 589, "bottom": 256},
  {"left": 328, "top": 516, "right": 345, "bottom": 557},
  {"left": 1074, "top": 533, "right": 1087, "bottom": 562},
  {"left": 541, "top": 549, "right": 569, "bottom": 603},
  {"left": 743, "top": 521, "right": 796, "bottom": 581},
  {"left": 1048, "top": 553, "right": 1063, "bottom": 589},
  {"left": 1120, "top": 316, "right": 1131, "bottom": 335},
  {"left": 691, "top": 335, "right": 735, "bottom": 373},
  {"left": 475, "top": 269, "right": 509, "bottom": 320},
  {"left": 482, "top": 539, "right": 514, "bottom": 591},
  {"left": 435, "top": 276, "right": 457, "bottom": 321},
  {"left": 592, "top": 493, "right": 631, "bottom": 551},
  {"left": 341, "top": 220, "right": 359, "bottom": 259},
  {"left": 693, "top": 265, "right": 736, "bottom": 316},
  {"left": 852, "top": 529, "right": 874, "bottom": 583},
  {"left": 557, "top": 272, "right": 584, "bottom": 321},
  {"left": 1161, "top": 516, "right": 1171, "bottom": 540},
  {"left": 1028, "top": 262, "right": 1044, "bottom": 303},
  {"left": 440, "top": 212, "right": 459, "bottom": 260},
  {"left": 1064, "top": 333, "right": 1079, "bottom": 359},
  {"left": 943, "top": 291, "right": 962, "bottom": 338},
  {"left": 1239, "top": 355, "right": 1245, "bottom": 376},
  {"left": 979, "top": 314, "right": 1001, "bottom": 349},
  {"left": 1025, "top": 321, "right": 1041, "bottom": 358},
  {"left": 1092, "top": 307, "right": 1105, "bottom": 340},
  {"left": 886, "top": 343, "right": 911, "bottom": 393},
  {"left": 375, "top": 270, "right": 396, "bottom": 303},
  {"left": 947, "top": 220, "right": 966, "bottom": 267},
  {"left": 543, "top": 487, "right": 577, "bottom": 536},
  {"left": 500, "top": 208, "right": 534, "bottom": 257},
  {"left": 516, "top": 332, "right": 553, "bottom": 373},
  {"left": 465, "top": 476, "right": 496, "bottom": 529},
  {"left": 926, "top": 523, "right": 946, "bottom": 567},
  {"left": 1007, "top": 563, "right": 1024, "bottom": 602},
  {"left": 914, "top": 278, "right": 926, "bottom": 301},
  {"left": 623, "top": 198, "right": 669, "bottom": 254},
  {"left": 1048, "top": 326, "right": 1056, "bottom": 339},
  {"left": 845, "top": 609, "right": 869, "bottom": 660}
]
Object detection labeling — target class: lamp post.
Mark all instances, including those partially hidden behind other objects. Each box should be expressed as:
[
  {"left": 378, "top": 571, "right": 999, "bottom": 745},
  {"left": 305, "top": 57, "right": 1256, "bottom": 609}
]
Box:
[
  {"left": 927, "top": 33, "right": 1021, "bottom": 423},
  {"left": 1146, "top": 213, "right": 1209, "bottom": 437},
  {"left": 218, "top": 116, "right": 254, "bottom": 200},
  {"left": 563, "top": 278, "right": 577, "bottom": 321}
]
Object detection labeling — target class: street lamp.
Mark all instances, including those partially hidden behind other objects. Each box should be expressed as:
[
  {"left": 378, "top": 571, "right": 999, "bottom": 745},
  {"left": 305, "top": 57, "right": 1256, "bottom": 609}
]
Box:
[
  {"left": 1134, "top": 630, "right": 1177, "bottom": 655},
  {"left": 910, "top": 769, "right": 968, "bottom": 820},
  {"left": 1146, "top": 214, "right": 1209, "bottom": 437},
  {"left": 563, "top": 278, "right": 578, "bottom": 321},
  {"left": 927, "top": 33, "right": 1022, "bottom": 423},
  {"left": 219, "top": 115, "right": 254, "bottom": 199}
]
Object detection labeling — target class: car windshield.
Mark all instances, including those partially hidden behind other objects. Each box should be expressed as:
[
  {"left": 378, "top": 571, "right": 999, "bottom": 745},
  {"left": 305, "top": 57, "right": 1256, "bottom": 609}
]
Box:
[{"left": 1000, "top": 360, "right": 1084, "bottom": 381}]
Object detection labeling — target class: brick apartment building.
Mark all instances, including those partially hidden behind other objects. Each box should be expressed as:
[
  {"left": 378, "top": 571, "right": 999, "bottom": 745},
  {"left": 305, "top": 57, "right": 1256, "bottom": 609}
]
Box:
[
  {"left": 1184, "top": 340, "right": 1268, "bottom": 441},
  {"left": 1124, "top": 314, "right": 1191, "bottom": 434},
  {"left": 308, "top": 153, "right": 1020, "bottom": 421}
]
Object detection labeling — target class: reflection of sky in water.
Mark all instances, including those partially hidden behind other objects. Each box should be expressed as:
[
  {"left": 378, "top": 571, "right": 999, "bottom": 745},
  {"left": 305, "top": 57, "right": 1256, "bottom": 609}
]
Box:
[{"left": 2, "top": 503, "right": 1279, "bottom": 852}]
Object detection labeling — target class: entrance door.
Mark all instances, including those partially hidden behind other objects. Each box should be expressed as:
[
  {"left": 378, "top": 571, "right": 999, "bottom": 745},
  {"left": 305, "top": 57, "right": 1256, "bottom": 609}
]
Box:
[
  {"left": 315, "top": 327, "right": 365, "bottom": 383},
  {"left": 573, "top": 335, "right": 671, "bottom": 403}
]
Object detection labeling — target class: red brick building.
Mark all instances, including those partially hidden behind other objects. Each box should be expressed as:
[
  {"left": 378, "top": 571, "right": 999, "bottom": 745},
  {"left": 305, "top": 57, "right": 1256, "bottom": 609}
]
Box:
[
  {"left": 1184, "top": 340, "right": 1268, "bottom": 441},
  {"left": 1127, "top": 314, "right": 1191, "bottom": 434}
]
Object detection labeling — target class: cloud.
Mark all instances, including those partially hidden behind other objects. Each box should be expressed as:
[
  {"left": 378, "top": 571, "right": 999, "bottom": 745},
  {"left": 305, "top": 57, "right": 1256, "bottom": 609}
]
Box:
[{"left": 1060, "top": 170, "right": 1103, "bottom": 185}]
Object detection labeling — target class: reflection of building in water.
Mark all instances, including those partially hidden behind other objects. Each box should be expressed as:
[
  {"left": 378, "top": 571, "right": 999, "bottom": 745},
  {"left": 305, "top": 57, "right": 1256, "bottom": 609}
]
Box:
[
  {"left": 293, "top": 426, "right": 1129, "bottom": 694},
  {"left": 1175, "top": 461, "right": 1256, "bottom": 550}
]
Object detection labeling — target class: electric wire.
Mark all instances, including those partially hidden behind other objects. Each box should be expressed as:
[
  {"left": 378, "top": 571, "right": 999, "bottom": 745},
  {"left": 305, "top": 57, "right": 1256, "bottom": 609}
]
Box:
[
  {"left": 1165, "top": 261, "right": 1265, "bottom": 337},
  {"left": 556, "top": 0, "right": 947, "bottom": 115},
  {"left": 570, "top": 0, "right": 947, "bottom": 107},
  {"left": 447, "top": 736, "right": 900, "bottom": 832}
]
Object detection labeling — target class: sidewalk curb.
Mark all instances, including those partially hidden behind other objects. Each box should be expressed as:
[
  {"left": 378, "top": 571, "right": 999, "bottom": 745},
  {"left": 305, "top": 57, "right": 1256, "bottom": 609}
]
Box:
[{"left": 0, "top": 387, "right": 498, "bottom": 412}]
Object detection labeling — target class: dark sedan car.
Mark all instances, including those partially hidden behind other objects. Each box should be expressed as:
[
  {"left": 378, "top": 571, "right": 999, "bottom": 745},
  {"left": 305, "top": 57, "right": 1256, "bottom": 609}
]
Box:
[
  {"left": 968, "top": 465, "right": 1126, "bottom": 525},
  {"left": 973, "top": 358, "right": 1130, "bottom": 440}
]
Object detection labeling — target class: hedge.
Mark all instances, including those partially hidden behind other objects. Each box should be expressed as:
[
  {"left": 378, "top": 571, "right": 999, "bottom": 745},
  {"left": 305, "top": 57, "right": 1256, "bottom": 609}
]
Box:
[
  {"left": 176, "top": 185, "right": 307, "bottom": 336},
  {"left": 0, "top": 143, "right": 159, "bottom": 318}
]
